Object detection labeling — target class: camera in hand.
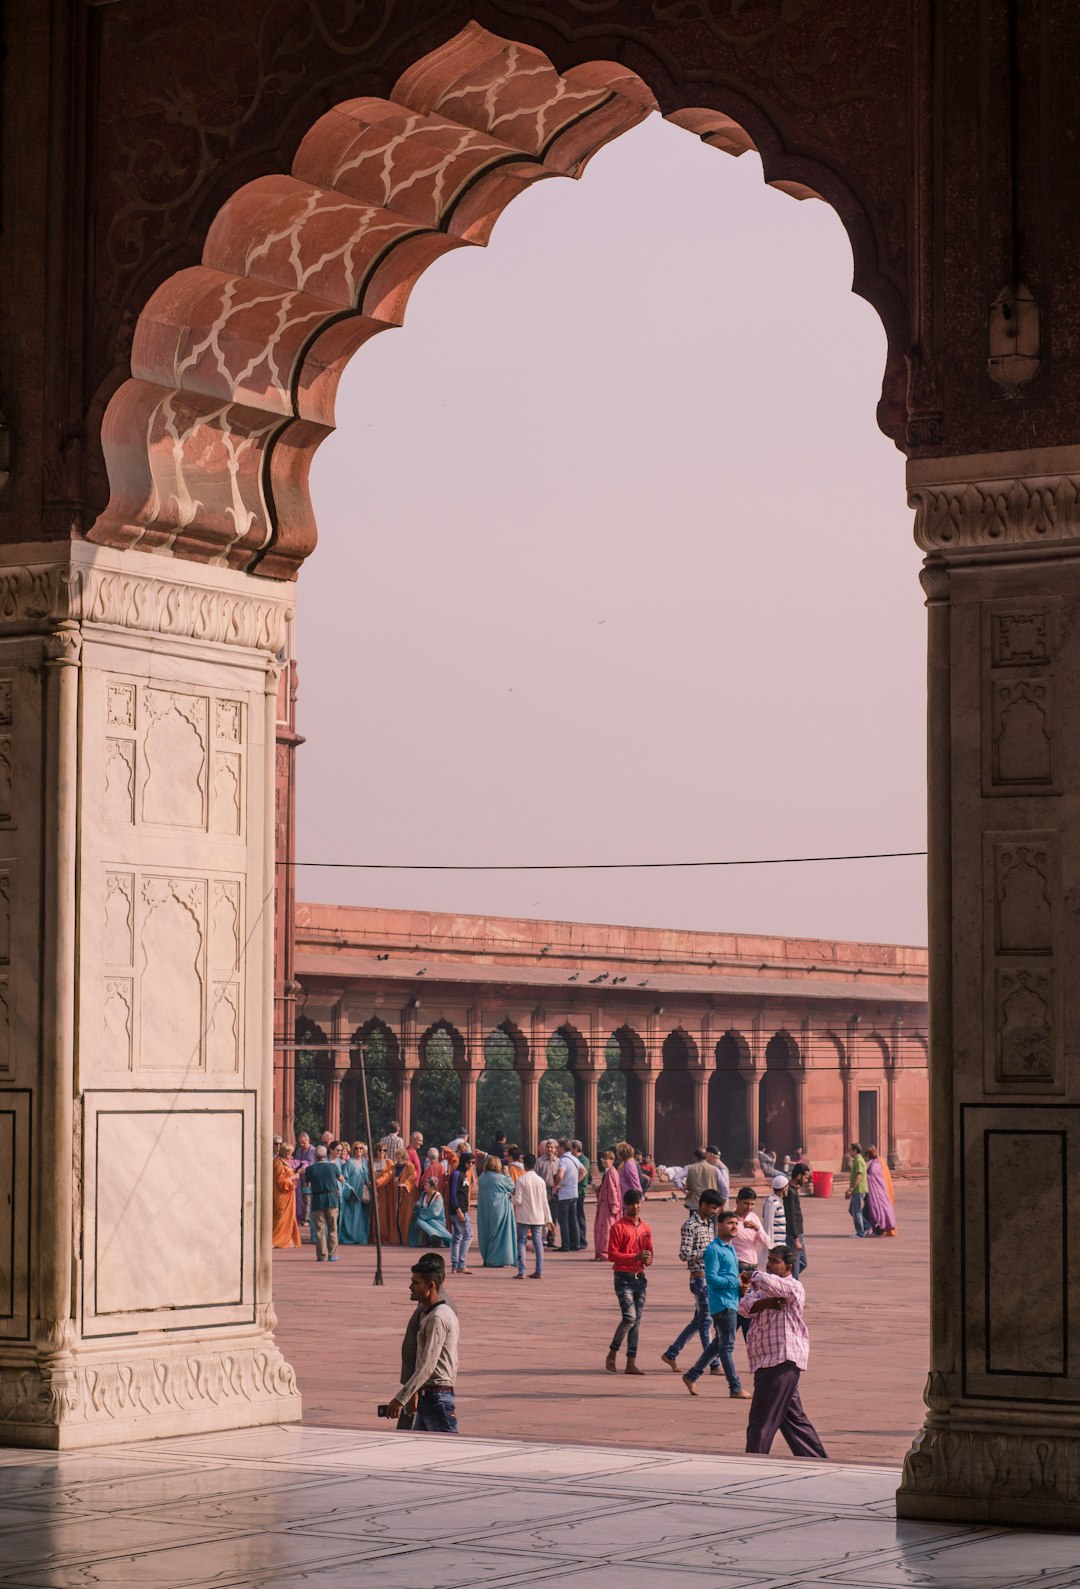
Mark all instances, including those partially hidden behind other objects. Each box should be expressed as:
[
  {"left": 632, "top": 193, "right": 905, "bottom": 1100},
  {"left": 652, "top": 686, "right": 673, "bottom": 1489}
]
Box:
[{"left": 376, "top": 1403, "right": 392, "bottom": 1419}]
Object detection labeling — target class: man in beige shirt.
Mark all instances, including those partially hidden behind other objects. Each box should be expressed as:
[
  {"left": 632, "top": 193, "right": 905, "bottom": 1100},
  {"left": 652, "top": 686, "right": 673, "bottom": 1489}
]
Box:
[
  {"left": 385, "top": 1255, "right": 460, "bottom": 1434},
  {"left": 685, "top": 1146, "right": 725, "bottom": 1212}
]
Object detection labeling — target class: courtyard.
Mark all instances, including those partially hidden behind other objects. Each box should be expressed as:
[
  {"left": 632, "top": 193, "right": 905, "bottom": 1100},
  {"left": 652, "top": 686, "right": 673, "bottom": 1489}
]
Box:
[{"left": 275, "top": 1182, "right": 929, "bottom": 1467}]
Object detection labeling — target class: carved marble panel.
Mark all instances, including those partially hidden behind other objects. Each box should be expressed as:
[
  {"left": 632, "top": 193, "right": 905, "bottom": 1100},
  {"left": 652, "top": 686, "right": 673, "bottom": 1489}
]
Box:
[
  {"left": 209, "top": 982, "right": 240, "bottom": 1072},
  {"left": 990, "top": 678, "right": 1054, "bottom": 790},
  {"left": 0, "top": 866, "right": 10, "bottom": 967},
  {"left": 216, "top": 700, "right": 242, "bottom": 744},
  {"left": 104, "top": 738, "right": 135, "bottom": 824},
  {"left": 982, "top": 599, "right": 1060, "bottom": 797},
  {"left": 211, "top": 881, "right": 241, "bottom": 975},
  {"left": 983, "top": 834, "right": 1063, "bottom": 1091},
  {"left": 0, "top": 735, "right": 13, "bottom": 824},
  {"left": 993, "top": 841, "right": 1055, "bottom": 954},
  {"left": 103, "top": 977, "right": 134, "bottom": 1069},
  {"left": 0, "top": 680, "right": 12, "bottom": 727},
  {"left": 0, "top": 981, "right": 9, "bottom": 1075},
  {"left": 211, "top": 752, "right": 241, "bottom": 836},
  {"left": 103, "top": 873, "right": 134, "bottom": 967},
  {"left": 106, "top": 683, "right": 135, "bottom": 728},
  {"left": 0, "top": 1089, "right": 30, "bottom": 1340},
  {"left": 996, "top": 968, "right": 1055, "bottom": 1081},
  {"left": 139, "top": 876, "right": 206, "bottom": 1071},
  {"left": 991, "top": 606, "right": 1051, "bottom": 667},
  {"left": 141, "top": 691, "right": 208, "bottom": 828}
]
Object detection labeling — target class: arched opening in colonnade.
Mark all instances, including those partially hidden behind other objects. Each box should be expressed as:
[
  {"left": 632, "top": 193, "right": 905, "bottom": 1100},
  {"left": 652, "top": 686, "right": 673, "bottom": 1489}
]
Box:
[
  {"left": 477, "top": 1022, "right": 524, "bottom": 1150},
  {"left": 760, "top": 1031, "right": 801, "bottom": 1160},
  {"left": 710, "top": 1031, "right": 752, "bottom": 1171},
  {"left": 346, "top": 1016, "right": 399, "bottom": 1144},
  {"left": 608, "top": 1025, "right": 647, "bottom": 1148},
  {"left": 415, "top": 1020, "right": 465, "bottom": 1150},
  {"left": 655, "top": 1028, "right": 698, "bottom": 1164},
  {"left": 540, "top": 1030, "right": 576, "bottom": 1142},
  {"left": 600, "top": 1037, "right": 629, "bottom": 1151}
]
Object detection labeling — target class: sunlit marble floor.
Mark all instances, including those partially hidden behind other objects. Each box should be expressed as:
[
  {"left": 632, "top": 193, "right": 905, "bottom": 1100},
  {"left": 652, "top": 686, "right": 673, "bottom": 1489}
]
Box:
[{"left": 1, "top": 1427, "right": 1079, "bottom": 1588}]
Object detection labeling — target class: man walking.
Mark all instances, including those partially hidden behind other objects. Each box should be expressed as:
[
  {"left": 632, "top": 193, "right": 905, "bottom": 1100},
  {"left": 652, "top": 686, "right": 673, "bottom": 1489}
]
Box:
[
  {"left": 554, "top": 1138, "right": 584, "bottom": 1251},
  {"left": 385, "top": 1253, "right": 461, "bottom": 1434},
  {"left": 737, "top": 1244, "right": 827, "bottom": 1458},
  {"left": 684, "top": 1148, "right": 721, "bottom": 1213},
  {"left": 762, "top": 1173, "right": 788, "bottom": 1245},
  {"left": 784, "top": 1163, "right": 811, "bottom": 1280},
  {"left": 447, "top": 1150, "right": 474, "bottom": 1275},
  {"left": 605, "top": 1188, "right": 653, "bottom": 1375},
  {"left": 661, "top": 1187, "right": 725, "bottom": 1376},
  {"left": 304, "top": 1144, "right": 343, "bottom": 1262},
  {"left": 681, "top": 1208, "right": 750, "bottom": 1398},
  {"left": 391, "top": 1253, "right": 458, "bottom": 1430},
  {"left": 847, "top": 1143, "right": 869, "bottom": 1237},
  {"left": 511, "top": 1151, "right": 553, "bottom": 1278},
  {"left": 573, "top": 1139, "right": 590, "bottom": 1249}
]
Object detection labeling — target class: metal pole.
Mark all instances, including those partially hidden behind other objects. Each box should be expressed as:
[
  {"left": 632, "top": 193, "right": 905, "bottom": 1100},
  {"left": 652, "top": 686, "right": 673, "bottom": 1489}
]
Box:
[{"left": 357, "top": 1043, "right": 384, "bottom": 1285}]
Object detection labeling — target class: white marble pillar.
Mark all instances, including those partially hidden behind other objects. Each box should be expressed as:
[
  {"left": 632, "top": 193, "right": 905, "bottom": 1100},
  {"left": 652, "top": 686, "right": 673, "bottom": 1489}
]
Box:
[
  {"left": 0, "top": 542, "right": 301, "bottom": 1448},
  {"left": 897, "top": 446, "right": 1080, "bottom": 1528}
]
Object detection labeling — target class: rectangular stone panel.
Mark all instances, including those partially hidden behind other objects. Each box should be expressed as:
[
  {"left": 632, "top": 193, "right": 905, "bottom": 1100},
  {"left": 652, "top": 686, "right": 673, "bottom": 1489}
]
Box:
[
  {"left": 82, "top": 1090, "right": 255, "bottom": 1338},
  {"left": 0, "top": 1090, "right": 31, "bottom": 1339},
  {"left": 962, "top": 1105, "right": 1079, "bottom": 1401}
]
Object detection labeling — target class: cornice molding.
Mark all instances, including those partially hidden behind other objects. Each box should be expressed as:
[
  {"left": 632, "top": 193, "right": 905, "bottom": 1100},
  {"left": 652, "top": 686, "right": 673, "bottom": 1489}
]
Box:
[{"left": 909, "top": 447, "right": 1080, "bottom": 557}]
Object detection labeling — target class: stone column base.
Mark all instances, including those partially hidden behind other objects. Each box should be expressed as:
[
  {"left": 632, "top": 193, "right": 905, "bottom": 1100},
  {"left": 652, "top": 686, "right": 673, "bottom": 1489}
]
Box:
[
  {"left": 898, "top": 1412, "right": 1080, "bottom": 1529},
  {"left": 0, "top": 1329, "right": 301, "bottom": 1450}
]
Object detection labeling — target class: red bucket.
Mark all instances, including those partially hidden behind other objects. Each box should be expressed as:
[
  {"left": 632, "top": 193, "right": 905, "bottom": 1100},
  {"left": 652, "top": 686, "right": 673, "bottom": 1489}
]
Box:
[{"left": 811, "top": 1170, "right": 834, "bottom": 1199}]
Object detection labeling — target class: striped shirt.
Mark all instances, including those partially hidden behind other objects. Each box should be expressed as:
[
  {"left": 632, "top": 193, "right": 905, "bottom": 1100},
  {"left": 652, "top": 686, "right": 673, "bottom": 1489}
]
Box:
[
  {"left": 738, "top": 1271, "right": 810, "bottom": 1371},
  {"left": 761, "top": 1192, "right": 787, "bottom": 1246}
]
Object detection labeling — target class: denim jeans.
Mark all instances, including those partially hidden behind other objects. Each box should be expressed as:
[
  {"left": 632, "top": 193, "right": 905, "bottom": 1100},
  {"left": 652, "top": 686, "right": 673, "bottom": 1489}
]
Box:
[
  {"left": 413, "top": 1388, "right": 458, "bottom": 1434},
  {"left": 792, "top": 1236, "right": 808, "bottom": 1279},
  {"left": 664, "top": 1275, "right": 717, "bottom": 1362},
  {"left": 516, "top": 1221, "right": 545, "bottom": 1276},
  {"left": 450, "top": 1212, "right": 473, "bottom": 1271},
  {"left": 849, "top": 1191, "right": 869, "bottom": 1236},
  {"left": 686, "top": 1307, "right": 741, "bottom": 1391},
  {"left": 576, "top": 1193, "right": 588, "bottom": 1247},
  {"left": 610, "top": 1272, "right": 648, "bottom": 1357},
  {"left": 556, "top": 1198, "right": 580, "bottom": 1251}
]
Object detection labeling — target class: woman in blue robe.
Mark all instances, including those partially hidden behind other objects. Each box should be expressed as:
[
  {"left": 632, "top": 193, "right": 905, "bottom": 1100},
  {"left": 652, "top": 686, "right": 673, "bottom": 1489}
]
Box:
[
  {"left": 338, "top": 1143, "right": 371, "bottom": 1245},
  {"left": 476, "top": 1155, "right": 517, "bottom": 1267},
  {"left": 410, "top": 1177, "right": 451, "bottom": 1247}
]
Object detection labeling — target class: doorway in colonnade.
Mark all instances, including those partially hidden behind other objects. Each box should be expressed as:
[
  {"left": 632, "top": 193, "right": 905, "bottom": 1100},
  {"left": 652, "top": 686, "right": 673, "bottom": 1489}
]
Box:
[
  {"left": 415, "top": 1021, "right": 464, "bottom": 1152},
  {"left": 539, "top": 1031, "right": 575, "bottom": 1142},
  {"left": 350, "top": 1017, "right": 398, "bottom": 1145},
  {"left": 476, "top": 1023, "right": 524, "bottom": 1154},
  {"left": 655, "top": 1029, "right": 697, "bottom": 1165},
  {"left": 709, "top": 1031, "right": 753, "bottom": 1173},
  {"left": 599, "top": 1037, "right": 628, "bottom": 1154},
  {"left": 760, "top": 1031, "right": 801, "bottom": 1162}
]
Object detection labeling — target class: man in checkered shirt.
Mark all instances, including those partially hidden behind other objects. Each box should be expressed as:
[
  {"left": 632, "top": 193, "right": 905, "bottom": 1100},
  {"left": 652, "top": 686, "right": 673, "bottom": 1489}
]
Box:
[{"left": 737, "top": 1244, "right": 827, "bottom": 1458}]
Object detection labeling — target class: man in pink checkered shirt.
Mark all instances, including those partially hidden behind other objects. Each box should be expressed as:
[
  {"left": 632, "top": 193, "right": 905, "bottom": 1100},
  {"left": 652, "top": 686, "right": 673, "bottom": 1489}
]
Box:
[{"left": 737, "top": 1244, "right": 827, "bottom": 1459}]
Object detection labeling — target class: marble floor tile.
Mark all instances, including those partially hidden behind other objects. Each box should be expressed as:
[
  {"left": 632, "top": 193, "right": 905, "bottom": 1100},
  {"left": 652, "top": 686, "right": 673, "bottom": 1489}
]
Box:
[
  {"left": 280, "top": 1484, "right": 646, "bottom": 1547},
  {"left": 0, "top": 1514, "right": 226, "bottom": 1576},
  {"left": 450, "top": 1496, "right": 797, "bottom": 1562},
  {"left": 722, "top": 1465, "right": 902, "bottom": 1509},
  {"left": 445, "top": 1443, "right": 675, "bottom": 1480},
  {"left": 810, "top": 1526, "right": 1080, "bottom": 1586},
  {"left": 122, "top": 1473, "right": 493, "bottom": 1532},
  {"left": 639, "top": 1514, "right": 949, "bottom": 1575},
  {"left": 0, "top": 1526, "right": 375, "bottom": 1588}
]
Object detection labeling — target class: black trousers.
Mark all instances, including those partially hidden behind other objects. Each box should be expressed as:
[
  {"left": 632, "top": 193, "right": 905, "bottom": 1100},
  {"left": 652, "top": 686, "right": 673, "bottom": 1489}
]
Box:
[
  {"left": 556, "top": 1198, "right": 580, "bottom": 1251},
  {"left": 746, "top": 1360, "right": 827, "bottom": 1459}
]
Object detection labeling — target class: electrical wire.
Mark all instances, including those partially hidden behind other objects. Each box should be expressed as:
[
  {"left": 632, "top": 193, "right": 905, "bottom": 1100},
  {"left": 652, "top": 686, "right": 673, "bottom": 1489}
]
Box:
[{"left": 282, "top": 849, "right": 927, "bottom": 873}]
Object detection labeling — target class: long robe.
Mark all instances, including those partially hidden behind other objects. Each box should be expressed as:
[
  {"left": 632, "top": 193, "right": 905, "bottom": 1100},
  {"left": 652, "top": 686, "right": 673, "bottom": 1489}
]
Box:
[
  {"left": 292, "top": 1145, "right": 315, "bottom": 1222},
  {"left": 593, "top": 1163, "right": 622, "bottom": 1260},
  {"left": 396, "top": 1161, "right": 419, "bottom": 1245},
  {"left": 339, "top": 1155, "right": 371, "bottom": 1245},
  {"left": 866, "top": 1156, "right": 897, "bottom": 1234},
  {"left": 618, "top": 1157, "right": 642, "bottom": 1199},
  {"left": 272, "top": 1157, "right": 301, "bottom": 1249},
  {"left": 477, "top": 1169, "right": 517, "bottom": 1267},
  {"left": 410, "top": 1189, "right": 451, "bottom": 1246},
  {"left": 424, "top": 1160, "right": 447, "bottom": 1201},
  {"left": 374, "top": 1158, "right": 397, "bottom": 1245}
]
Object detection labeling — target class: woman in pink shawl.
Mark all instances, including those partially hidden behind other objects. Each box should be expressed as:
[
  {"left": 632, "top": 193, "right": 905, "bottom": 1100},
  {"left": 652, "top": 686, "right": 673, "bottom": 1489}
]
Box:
[
  {"left": 865, "top": 1146, "right": 897, "bottom": 1235},
  {"left": 593, "top": 1149, "right": 623, "bottom": 1260}
]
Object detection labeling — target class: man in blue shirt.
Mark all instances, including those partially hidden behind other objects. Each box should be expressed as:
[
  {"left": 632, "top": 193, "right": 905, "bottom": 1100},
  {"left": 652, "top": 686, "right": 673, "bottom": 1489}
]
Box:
[
  {"left": 681, "top": 1208, "right": 750, "bottom": 1397},
  {"left": 304, "top": 1145, "right": 343, "bottom": 1262}
]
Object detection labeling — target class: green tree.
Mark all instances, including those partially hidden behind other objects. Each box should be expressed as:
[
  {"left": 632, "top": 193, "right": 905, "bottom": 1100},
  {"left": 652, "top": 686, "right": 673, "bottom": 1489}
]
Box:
[
  {"left": 539, "top": 1032, "right": 575, "bottom": 1142},
  {"left": 413, "top": 1026, "right": 462, "bottom": 1150},
  {"left": 476, "top": 1029, "right": 522, "bottom": 1151}
]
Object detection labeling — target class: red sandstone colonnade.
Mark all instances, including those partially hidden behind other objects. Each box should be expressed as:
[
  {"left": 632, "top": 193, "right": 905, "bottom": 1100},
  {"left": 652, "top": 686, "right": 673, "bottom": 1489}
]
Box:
[{"left": 5, "top": 1, "right": 1080, "bottom": 1531}]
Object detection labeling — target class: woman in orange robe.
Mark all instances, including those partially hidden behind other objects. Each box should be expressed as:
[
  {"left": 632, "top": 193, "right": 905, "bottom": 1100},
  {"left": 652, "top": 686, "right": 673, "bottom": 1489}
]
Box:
[
  {"left": 373, "top": 1150, "right": 398, "bottom": 1244},
  {"left": 395, "top": 1148, "right": 420, "bottom": 1244},
  {"left": 272, "top": 1144, "right": 301, "bottom": 1249}
]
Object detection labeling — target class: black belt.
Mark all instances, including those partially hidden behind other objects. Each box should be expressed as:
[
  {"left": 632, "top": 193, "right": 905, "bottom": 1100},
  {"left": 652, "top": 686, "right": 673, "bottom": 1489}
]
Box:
[{"left": 419, "top": 1384, "right": 454, "bottom": 1396}]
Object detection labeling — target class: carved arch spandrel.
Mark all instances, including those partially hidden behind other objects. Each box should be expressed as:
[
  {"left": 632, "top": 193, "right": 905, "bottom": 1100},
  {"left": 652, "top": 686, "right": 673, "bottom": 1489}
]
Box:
[{"left": 87, "top": 22, "right": 906, "bottom": 580}]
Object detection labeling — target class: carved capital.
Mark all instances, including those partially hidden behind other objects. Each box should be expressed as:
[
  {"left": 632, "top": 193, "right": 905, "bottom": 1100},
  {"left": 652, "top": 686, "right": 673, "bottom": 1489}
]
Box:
[
  {"left": 899, "top": 1419, "right": 1080, "bottom": 1522},
  {"left": 910, "top": 447, "right": 1080, "bottom": 558}
]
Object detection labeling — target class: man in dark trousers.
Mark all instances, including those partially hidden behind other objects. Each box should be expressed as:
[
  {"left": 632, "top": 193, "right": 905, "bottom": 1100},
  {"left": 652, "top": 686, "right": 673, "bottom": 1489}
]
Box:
[
  {"left": 783, "top": 1162, "right": 811, "bottom": 1280},
  {"left": 304, "top": 1144, "right": 343, "bottom": 1262},
  {"left": 391, "top": 1253, "right": 458, "bottom": 1430},
  {"left": 605, "top": 1188, "right": 654, "bottom": 1375},
  {"left": 738, "top": 1244, "right": 827, "bottom": 1459}
]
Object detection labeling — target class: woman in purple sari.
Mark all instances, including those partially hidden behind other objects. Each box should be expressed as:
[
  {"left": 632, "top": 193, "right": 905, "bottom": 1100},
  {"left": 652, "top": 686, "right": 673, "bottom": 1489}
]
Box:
[
  {"left": 616, "top": 1142, "right": 642, "bottom": 1200},
  {"left": 864, "top": 1147, "right": 897, "bottom": 1236}
]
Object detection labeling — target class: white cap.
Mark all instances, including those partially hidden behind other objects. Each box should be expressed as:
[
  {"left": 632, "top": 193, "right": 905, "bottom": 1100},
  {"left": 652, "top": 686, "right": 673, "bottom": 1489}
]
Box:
[{"left": 771, "top": 1173, "right": 789, "bottom": 1190}]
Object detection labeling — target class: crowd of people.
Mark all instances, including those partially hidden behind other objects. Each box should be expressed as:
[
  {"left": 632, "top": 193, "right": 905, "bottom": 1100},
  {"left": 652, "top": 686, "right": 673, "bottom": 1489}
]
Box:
[{"left": 271, "top": 1119, "right": 900, "bottom": 1454}]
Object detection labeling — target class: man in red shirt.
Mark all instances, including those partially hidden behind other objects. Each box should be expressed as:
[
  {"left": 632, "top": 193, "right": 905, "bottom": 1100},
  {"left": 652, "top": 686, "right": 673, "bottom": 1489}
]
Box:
[{"left": 605, "top": 1188, "right": 654, "bottom": 1376}]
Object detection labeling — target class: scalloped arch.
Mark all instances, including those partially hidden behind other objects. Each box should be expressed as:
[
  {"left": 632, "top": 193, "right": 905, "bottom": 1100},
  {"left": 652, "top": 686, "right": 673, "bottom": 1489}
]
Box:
[{"left": 88, "top": 21, "right": 900, "bottom": 580}]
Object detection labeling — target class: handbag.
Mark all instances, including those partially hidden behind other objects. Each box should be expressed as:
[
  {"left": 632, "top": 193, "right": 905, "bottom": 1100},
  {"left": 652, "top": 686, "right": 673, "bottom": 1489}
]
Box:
[{"left": 361, "top": 1183, "right": 371, "bottom": 1203}]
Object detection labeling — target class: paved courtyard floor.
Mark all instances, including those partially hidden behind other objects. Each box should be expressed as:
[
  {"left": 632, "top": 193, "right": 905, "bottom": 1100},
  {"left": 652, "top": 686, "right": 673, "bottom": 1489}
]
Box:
[
  {"left": 2, "top": 1425, "right": 1080, "bottom": 1587},
  {"left": 275, "top": 1181, "right": 930, "bottom": 1465}
]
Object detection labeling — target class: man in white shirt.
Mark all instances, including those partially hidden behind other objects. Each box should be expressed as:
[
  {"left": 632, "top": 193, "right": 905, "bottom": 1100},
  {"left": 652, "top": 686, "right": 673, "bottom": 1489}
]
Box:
[
  {"left": 535, "top": 1138, "right": 559, "bottom": 1247},
  {"left": 554, "top": 1138, "right": 585, "bottom": 1252},
  {"left": 511, "top": 1152, "right": 555, "bottom": 1278},
  {"left": 731, "top": 1185, "right": 771, "bottom": 1337},
  {"left": 385, "top": 1254, "right": 460, "bottom": 1434}
]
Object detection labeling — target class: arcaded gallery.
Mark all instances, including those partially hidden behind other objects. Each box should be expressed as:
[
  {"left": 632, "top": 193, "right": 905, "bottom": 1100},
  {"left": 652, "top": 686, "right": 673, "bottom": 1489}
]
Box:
[{"left": 3, "top": 0, "right": 1080, "bottom": 1542}]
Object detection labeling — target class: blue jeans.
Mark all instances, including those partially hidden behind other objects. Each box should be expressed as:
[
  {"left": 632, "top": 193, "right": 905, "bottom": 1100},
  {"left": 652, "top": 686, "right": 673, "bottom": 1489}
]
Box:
[
  {"left": 450, "top": 1212, "right": 472, "bottom": 1271},
  {"left": 516, "top": 1222, "right": 545, "bottom": 1276},
  {"left": 849, "top": 1191, "right": 869, "bottom": 1236},
  {"left": 793, "top": 1236, "right": 808, "bottom": 1279},
  {"left": 664, "top": 1275, "right": 717, "bottom": 1363},
  {"left": 686, "top": 1308, "right": 741, "bottom": 1391},
  {"left": 611, "top": 1273, "right": 648, "bottom": 1357},
  {"left": 413, "top": 1388, "right": 458, "bottom": 1434}
]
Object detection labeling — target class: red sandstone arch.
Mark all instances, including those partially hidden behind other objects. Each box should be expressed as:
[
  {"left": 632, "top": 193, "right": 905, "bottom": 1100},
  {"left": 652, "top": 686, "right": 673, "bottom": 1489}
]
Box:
[{"left": 87, "top": 22, "right": 902, "bottom": 580}]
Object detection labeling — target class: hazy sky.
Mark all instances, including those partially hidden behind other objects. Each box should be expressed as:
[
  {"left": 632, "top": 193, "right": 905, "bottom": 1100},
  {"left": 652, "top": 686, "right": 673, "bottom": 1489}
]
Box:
[{"left": 299, "top": 114, "right": 927, "bottom": 947}]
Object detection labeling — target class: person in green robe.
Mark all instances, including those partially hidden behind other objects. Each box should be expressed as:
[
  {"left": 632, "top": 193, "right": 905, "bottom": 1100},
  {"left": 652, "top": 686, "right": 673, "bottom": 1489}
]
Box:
[
  {"left": 476, "top": 1155, "right": 517, "bottom": 1267},
  {"left": 410, "top": 1176, "right": 451, "bottom": 1247},
  {"left": 338, "top": 1142, "right": 371, "bottom": 1245}
]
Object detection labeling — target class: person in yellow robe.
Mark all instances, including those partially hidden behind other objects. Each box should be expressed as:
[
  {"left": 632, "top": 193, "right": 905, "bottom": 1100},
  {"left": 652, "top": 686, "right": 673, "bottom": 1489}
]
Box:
[
  {"left": 272, "top": 1142, "right": 301, "bottom": 1249},
  {"left": 395, "top": 1148, "right": 420, "bottom": 1244},
  {"left": 373, "top": 1149, "right": 398, "bottom": 1244}
]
